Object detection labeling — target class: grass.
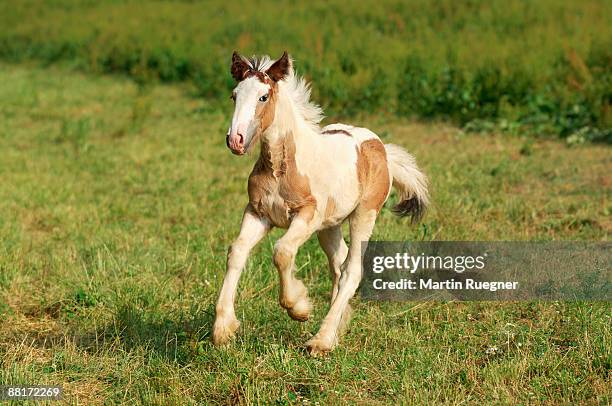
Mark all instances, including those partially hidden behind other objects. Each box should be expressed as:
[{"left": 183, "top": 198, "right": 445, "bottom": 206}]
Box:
[
  {"left": 0, "top": 63, "right": 610, "bottom": 404},
  {"left": 0, "top": 0, "right": 610, "bottom": 141}
]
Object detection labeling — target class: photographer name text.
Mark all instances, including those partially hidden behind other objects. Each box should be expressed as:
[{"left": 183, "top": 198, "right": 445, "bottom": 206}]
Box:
[{"left": 372, "top": 278, "right": 518, "bottom": 292}]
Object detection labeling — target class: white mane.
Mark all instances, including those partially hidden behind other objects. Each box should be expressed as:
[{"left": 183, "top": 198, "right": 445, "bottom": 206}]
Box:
[{"left": 244, "top": 55, "right": 324, "bottom": 129}]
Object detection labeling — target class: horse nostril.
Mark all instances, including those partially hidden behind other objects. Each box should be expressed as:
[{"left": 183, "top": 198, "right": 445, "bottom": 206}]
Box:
[{"left": 237, "top": 133, "right": 244, "bottom": 145}]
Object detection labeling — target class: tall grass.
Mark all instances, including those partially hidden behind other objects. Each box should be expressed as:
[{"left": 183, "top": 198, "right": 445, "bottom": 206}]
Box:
[{"left": 0, "top": 0, "right": 610, "bottom": 141}]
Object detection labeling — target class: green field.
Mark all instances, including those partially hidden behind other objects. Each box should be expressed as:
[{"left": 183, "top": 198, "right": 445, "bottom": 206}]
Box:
[
  {"left": 0, "top": 1, "right": 611, "bottom": 404},
  {"left": 0, "top": 63, "right": 610, "bottom": 404},
  {"left": 0, "top": 0, "right": 610, "bottom": 141}
]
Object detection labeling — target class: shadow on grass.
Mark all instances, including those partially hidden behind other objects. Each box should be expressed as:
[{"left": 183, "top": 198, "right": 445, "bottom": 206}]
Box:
[
  {"left": 98, "top": 302, "right": 216, "bottom": 364},
  {"left": 62, "top": 304, "right": 214, "bottom": 365}
]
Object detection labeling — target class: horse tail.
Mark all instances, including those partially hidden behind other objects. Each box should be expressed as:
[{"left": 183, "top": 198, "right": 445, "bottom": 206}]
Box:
[{"left": 384, "top": 143, "right": 429, "bottom": 224}]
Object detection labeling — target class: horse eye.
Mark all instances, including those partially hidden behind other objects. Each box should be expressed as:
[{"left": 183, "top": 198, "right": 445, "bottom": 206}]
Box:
[
  {"left": 259, "top": 94, "right": 269, "bottom": 102},
  {"left": 230, "top": 93, "right": 236, "bottom": 101}
]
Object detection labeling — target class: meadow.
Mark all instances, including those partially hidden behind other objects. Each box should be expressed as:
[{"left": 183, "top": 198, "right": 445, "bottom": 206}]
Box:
[
  {"left": 0, "top": 0, "right": 610, "bottom": 404},
  {"left": 0, "top": 62, "right": 609, "bottom": 404},
  {"left": 0, "top": 0, "right": 610, "bottom": 142}
]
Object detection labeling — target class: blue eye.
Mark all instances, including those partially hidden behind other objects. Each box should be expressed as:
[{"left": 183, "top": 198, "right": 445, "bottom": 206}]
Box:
[{"left": 259, "top": 94, "right": 269, "bottom": 102}]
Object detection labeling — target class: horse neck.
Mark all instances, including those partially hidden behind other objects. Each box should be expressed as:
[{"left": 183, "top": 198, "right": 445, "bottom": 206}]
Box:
[
  {"left": 258, "top": 89, "right": 316, "bottom": 175},
  {"left": 258, "top": 136, "right": 285, "bottom": 176}
]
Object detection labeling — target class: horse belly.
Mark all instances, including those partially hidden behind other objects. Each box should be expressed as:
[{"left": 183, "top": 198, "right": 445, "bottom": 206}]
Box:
[
  {"left": 320, "top": 197, "right": 357, "bottom": 228},
  {"left": 302, "top": 139, "right": 361, "bottom": 228},
  {"left": 315, "top": 168, "right": 361, "bottom": 228}
]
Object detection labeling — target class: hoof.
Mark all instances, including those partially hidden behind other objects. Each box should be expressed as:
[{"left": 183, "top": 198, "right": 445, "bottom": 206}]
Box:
[
  {"left": 211, "top": 317, "right": 240, "bottom": 346},
  {"left": 280, "top": 281, "right": 312, "bottom": 322},
  {"left": 305, "top": 335, "right": 335, "bottom": 356},
  {"left": 287, "top": 296, "right": 312, "bottom": 322}
]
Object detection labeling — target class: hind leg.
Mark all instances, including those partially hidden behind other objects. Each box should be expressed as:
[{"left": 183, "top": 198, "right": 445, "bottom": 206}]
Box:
[
  {"left": 317, "top": 226, "right": 353, "bottom": 333},
  {"left": 317, "top": 226, "right": 348, "bottom": 302},
  {"left": 307, "top": 207, "right": 378, "bottom": 355}
]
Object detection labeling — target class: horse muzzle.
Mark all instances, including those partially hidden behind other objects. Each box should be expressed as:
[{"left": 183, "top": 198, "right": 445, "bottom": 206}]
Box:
[{"left": 227, "top": 132, "right": 246, "bottom": 155}]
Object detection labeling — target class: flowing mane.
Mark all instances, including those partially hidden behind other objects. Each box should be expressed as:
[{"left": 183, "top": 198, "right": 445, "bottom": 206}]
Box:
[{"left": 241, "top": 55, "right": 324, "bottom": 129}]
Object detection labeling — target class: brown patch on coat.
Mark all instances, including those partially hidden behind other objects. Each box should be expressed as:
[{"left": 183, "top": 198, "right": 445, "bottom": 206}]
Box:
[
  {"left": 250, "top": 70, "right": 272, "bottom": 84},
  {"left": 247, "top": 132, "right": 317, "bottom": 227},
  {"left": 245, "top": 82, "right": 277, "bottom": 152},
  {"left": 257, "top": 83, "right": 276, "bottom": 132},
  {"left": 280, "top": 135, "right": 317, "bottom": 217},
  {"left": 356, "top": 139, "right": 390, "bottom": 212},
  {"left": 322, "top": 129, "right": 352, "bottom": 136},
  {"left": 324, "top": 197, "right": 337, "bottom": 219}
]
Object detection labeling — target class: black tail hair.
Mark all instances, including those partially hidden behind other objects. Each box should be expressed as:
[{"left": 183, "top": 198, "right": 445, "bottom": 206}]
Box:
[{"left": 392, "top": 196, "right": 426, "bottom": 224}]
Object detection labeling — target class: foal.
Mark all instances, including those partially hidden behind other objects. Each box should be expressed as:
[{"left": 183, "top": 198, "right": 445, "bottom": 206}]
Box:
[{"left": 213, "top": 51, "right": 429, "bottom": 354}]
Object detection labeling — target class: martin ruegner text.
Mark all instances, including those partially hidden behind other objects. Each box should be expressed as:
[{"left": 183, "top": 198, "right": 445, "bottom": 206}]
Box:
[{"left": 372, "top": 278, "right": 518, "bottom": 292}]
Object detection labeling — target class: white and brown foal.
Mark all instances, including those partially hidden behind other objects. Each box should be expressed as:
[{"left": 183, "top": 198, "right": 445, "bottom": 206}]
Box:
[{"left": 213, "top": 51, "right": 429, "bottom": 354}]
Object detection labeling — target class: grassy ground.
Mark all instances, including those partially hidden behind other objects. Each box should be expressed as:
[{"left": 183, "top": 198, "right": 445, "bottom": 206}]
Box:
[{"left": 0, "top": 63, "right": 610, "bottom": 404}]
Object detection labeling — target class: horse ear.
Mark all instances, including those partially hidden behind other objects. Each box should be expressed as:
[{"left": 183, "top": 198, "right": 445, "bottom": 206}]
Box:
[
  {"left": 231, "top": 51, "right": 250, "bottom": 82},
  {"left": 266, "top": 51, "right": 291, "bottom": 82}
]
